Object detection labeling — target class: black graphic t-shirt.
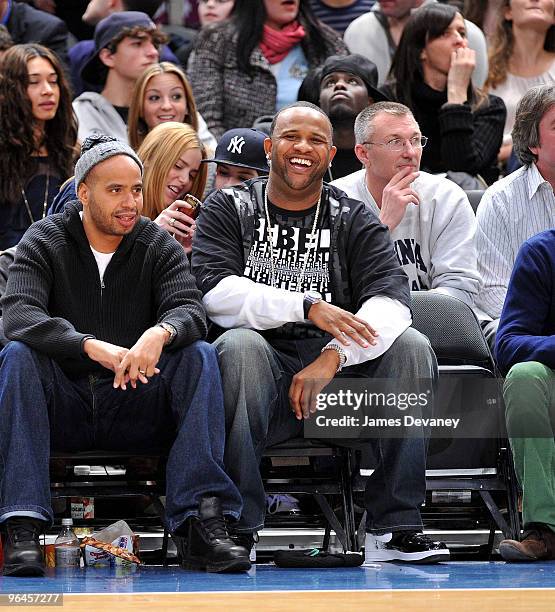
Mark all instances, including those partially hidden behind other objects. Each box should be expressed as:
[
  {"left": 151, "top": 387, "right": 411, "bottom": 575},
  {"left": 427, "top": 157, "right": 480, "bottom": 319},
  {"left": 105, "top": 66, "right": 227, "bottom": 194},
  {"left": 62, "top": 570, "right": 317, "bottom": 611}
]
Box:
[
  {"left": 191, "top": 180, "right": 411, "bottom": 337},
  {"left": 245, "top": 200, "right": 330, "bottom": 297},
  {"left": 245, "top": 200, "right": 330, "bottom": 339}
]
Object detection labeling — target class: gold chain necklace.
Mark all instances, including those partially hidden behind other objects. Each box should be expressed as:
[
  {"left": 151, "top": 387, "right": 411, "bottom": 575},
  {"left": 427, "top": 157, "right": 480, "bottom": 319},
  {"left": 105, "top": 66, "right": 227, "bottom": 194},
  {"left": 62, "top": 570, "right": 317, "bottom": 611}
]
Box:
[{"left": 21, "top": 172, "right": 50, "bottom": 224}]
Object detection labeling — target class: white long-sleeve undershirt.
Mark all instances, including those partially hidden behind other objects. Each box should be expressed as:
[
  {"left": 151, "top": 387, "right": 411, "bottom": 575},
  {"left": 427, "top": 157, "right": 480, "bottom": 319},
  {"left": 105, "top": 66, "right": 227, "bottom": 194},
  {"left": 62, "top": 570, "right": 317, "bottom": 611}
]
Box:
[{"left": 203, "top": 275, "right": 412, "bottom": 366}]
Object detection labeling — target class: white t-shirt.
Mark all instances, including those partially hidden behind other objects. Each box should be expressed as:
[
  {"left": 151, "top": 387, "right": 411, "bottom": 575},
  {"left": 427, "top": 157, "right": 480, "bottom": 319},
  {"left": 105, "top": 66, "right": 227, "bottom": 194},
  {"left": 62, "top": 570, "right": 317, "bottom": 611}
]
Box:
[
  {"left": 90, "top": 246, "right": 114, "bottom": 283},
  {"left": 79, "top": 211, "right": 115, "bottom": 282}
]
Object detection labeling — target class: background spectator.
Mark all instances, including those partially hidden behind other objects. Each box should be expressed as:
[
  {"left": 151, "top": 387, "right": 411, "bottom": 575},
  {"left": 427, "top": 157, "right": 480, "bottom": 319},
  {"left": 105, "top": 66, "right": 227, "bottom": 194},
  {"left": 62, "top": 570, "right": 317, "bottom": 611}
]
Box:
[
  {"left": 0, "top": 23, "right": 13, "bottom": 58},
  {"left": 318, "top": 54, "right": 387, "bottom": 180},
  {"left": 0, "top": 0, "right": 69, "bottom": 66},
  {"left": 82, "top": 0, "right": 164, "bottom": 25},
  {"left": 486, "top": 0, "right": 555, "bottom": 164},
  {"left": 31, "top": 0, "right": 93, "bottom": 41},
  {"left": 69, "top": 0, "right": 179, "bottom": 96},
  {"left": 344, "top": 0, "right": 488, "bottom": 87},
  {"left": 383, "top": 2, "right": 505, "bottom": 186},
  {"left": 0, "top": 43, "right": 77, "bottom": 250},
  {"left": 176, "top": 0, "right": 235, "bottom": 68},
  {"left": 202, "top": 128, "right": 269, "bottom": 190},
  {"left": 198, "top": 0, "right": 234, "bottom": 25},
  {"left": 128, "top": 62, "right": 216, "bottom": 152},
  {"left": 72, "top": 11, "right": 165, "bottom": 142},
  {"left": 463, "top": 0, "right": 505, "bottom": 43},
  {"left": 188, "top": 0, "right": 348, "bottom": 140},
  {"left": 138, "top": 121, "right": 207, "bottom": 253},
  {"left": 308, "top": 0, "right": 375, "bottom": 35}
]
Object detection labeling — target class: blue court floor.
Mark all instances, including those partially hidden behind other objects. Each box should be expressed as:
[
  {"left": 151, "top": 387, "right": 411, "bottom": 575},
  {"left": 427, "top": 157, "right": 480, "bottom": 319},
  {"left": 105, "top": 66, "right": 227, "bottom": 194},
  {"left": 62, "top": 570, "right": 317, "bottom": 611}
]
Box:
[{"left": 1, "top": 562, "right": 555, "bottom": 595}]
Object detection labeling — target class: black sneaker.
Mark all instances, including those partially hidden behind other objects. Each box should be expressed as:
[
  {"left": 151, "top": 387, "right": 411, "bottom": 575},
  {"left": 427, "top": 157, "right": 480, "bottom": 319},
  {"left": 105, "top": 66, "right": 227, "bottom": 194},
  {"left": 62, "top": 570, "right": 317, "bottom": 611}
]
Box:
[
  {"left": 364, "top": 531, "right": 450, "bottom": 564},
  {"left": 1, "top": 517, "right": 46, "bottom": 577},
  {"left": 178, "top": 497, "right": 251, "bottom": 573}
]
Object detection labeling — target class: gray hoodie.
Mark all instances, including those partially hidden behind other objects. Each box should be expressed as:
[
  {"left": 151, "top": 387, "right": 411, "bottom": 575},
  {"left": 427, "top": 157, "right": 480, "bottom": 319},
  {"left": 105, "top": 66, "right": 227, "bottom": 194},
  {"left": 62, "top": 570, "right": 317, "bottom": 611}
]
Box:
[{"left": 73, "top": 91, "right": 127, "bottom": 143}]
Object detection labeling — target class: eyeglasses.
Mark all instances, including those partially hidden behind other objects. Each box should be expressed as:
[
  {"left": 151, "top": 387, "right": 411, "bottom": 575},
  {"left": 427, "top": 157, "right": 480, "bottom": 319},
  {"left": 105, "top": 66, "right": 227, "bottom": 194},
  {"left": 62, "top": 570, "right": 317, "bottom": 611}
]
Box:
[{"left": 363, "top": 136, "right": 428, "bottom": 151}]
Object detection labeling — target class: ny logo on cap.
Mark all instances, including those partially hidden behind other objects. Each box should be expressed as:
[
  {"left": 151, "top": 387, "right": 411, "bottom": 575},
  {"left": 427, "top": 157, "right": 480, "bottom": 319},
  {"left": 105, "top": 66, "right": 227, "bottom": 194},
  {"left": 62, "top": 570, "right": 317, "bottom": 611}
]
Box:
[{"left": 227, "top": 136, "right": 246, "bottom": 155}]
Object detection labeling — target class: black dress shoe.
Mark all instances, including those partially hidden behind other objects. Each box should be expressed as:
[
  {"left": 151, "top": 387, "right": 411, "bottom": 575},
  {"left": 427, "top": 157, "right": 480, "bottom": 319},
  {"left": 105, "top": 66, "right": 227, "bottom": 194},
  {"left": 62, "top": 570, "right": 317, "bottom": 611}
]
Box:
[
  {"left": 2, "top": 517, "right": 46, "bottom": 577},
  {"left": 178, "top": 497, "right": 251, "bottom": 572},
  {"left": 229, "top": 531, "right": 258, "bottom": 556}
]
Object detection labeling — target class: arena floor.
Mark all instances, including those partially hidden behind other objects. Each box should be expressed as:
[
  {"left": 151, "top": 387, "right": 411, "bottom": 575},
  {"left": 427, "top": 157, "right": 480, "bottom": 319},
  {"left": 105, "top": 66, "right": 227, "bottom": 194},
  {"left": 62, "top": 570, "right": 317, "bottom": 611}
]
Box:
[{"left": 1, "top": 562, "right": 554, "bottom": 611}]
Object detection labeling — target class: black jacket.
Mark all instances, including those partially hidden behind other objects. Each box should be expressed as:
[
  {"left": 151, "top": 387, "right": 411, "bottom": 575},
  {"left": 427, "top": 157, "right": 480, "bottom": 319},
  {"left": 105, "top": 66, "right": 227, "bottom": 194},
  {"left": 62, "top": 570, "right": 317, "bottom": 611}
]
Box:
[
  {"left": 0, "top": 246, "right": 16, "bottom": 348},
  {"left": 2, "top": 202, "right": 207, "bottom": 377},
  {"left": 7, "top": 2, "right": 69, "bottom": 67},
  {"left": 192, "top": 179, "right": 410, "bottom": 315}
]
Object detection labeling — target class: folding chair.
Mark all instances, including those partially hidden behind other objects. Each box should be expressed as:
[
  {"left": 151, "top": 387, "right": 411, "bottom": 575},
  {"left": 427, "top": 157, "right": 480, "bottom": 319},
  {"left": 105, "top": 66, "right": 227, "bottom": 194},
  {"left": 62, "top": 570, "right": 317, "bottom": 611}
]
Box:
[
  {"left": 464, "top": 189, "right": 485, "bottom": 214},
  {"left": 409, "top": 291, "right": 520, "bottom": 544},
  {"left": 50, "top": 451, "right": 170, "bottom": 563},
  {"left": 262, "top": 440, "right": 358, "bottom": 552}
]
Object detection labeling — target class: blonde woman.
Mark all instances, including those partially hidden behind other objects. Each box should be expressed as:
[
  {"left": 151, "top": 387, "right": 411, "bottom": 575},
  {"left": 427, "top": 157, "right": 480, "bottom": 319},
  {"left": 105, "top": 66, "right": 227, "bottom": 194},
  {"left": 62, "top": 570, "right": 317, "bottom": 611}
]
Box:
[
  {"left": 486, "top": 0, "right": 555, "bottom": 161},
  {"left": 128, "top": 62, "right": 216, "bottom": 153},
  {"left": 138, "top": 122, "right": 207, "bottom": 254}
]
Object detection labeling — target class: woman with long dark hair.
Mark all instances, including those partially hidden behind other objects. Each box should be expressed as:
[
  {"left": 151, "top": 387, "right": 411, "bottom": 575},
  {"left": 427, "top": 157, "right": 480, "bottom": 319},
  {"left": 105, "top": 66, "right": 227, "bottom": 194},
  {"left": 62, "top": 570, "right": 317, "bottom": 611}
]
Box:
[
  {"left": 384, "top": 3, "right": 506, "bottom": 186},
  {"left": 0, "top": 43, "right": 77, "bottom": 249},
  {"left": 188, "top": 0, "right": 347, "bottom": 139}
]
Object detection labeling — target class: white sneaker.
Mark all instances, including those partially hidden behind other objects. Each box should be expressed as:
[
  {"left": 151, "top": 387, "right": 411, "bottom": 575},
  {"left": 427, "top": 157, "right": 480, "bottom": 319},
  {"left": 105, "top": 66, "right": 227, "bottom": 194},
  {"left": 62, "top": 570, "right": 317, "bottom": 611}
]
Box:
[{"left": 364, "top": 532, "right": 450, "bottom": 564}]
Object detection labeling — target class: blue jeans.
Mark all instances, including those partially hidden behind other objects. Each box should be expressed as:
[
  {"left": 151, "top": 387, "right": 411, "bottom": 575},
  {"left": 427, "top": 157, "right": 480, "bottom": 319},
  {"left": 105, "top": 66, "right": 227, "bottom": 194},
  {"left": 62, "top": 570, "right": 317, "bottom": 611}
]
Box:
[
  {"left": 214, "top": 327, "right": 437, "bottom": 534},
  {"left": 0, "top": 340, "right": 242, "bottom": 533}
]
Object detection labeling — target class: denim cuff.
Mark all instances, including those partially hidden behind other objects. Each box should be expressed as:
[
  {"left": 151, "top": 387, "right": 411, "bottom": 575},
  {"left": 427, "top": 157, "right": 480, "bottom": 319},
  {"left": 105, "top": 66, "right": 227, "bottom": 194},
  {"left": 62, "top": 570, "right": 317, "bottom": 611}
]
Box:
[{"left": 0, "top": 504, "right": 53, "bottom": 526}]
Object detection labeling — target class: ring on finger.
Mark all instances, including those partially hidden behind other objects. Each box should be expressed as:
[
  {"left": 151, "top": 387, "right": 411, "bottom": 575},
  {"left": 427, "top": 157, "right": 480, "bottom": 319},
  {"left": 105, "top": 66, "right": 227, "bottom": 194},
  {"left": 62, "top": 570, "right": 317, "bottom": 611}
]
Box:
[
  {"left": 139, "top": 369, "right": 146, "bottom": 376},
  {"left": 169, "top": 217, "right": 176, "bottom": 227}
]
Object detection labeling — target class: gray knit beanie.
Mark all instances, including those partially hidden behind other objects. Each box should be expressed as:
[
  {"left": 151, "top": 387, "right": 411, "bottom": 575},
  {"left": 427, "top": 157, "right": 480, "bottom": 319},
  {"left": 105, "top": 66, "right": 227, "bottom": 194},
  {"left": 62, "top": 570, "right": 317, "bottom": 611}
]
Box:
[{"left": 74, "top": 134, "right": 143, "bottom": 190}]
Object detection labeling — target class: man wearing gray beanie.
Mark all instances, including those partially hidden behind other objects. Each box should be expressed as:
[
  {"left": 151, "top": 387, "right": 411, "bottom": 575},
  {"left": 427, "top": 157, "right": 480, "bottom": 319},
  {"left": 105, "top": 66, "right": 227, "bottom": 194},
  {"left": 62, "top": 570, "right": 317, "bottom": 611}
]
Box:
[
  {"left": 0, "top": 135, "right": 250, "bottom": 577},
  {"left": 74, "top": 133, "right": 143, "bottom": 190}
]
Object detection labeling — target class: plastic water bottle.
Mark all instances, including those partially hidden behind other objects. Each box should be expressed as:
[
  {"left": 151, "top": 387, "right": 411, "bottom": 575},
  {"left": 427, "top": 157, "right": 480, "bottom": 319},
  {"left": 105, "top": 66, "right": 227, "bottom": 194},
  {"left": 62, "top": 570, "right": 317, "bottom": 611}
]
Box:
[{"left": 55, "top": 518, "right": 81, "bottom": 568}]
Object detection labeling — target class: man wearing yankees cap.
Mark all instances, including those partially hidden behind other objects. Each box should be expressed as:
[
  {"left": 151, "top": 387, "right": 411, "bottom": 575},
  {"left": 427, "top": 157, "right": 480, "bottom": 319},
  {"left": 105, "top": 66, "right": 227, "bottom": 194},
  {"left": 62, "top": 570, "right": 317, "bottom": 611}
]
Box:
[{"left": 203, "top": 128, "right": 269, "bottom": 190}]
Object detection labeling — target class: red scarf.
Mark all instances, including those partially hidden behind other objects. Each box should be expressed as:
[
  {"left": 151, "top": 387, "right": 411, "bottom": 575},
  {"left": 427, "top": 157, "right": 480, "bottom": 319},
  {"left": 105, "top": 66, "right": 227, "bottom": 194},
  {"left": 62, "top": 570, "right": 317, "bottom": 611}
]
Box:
[{"left": 259, "top": 21, "right": 306, "bottom": 65}]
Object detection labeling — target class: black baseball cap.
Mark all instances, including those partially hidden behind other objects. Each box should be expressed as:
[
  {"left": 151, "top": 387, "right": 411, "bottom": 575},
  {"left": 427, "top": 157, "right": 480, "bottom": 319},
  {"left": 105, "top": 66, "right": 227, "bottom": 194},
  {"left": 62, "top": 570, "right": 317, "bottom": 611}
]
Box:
[
  {"left": 203, "top": 129, "right": 269, "bottom": 174},
  {"left": 319, "top": 55, "right": 388, "bottom": 103},
  {"left": 81, "top": 11, "right": 156, "bottom": 85}
]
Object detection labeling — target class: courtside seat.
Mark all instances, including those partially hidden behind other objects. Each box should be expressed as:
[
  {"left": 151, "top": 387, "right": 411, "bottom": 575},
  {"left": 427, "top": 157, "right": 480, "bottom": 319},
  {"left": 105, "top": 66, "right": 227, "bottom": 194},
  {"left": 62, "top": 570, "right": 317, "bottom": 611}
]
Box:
[
  {"left": 263, "top": 439, "right": 358, "bottom": 552},
  {"left": 464, "top": 189, "right": 485, "bottom": 214},
  {"left": 409, "top": 291, "right": 520, "bottom": 543}
]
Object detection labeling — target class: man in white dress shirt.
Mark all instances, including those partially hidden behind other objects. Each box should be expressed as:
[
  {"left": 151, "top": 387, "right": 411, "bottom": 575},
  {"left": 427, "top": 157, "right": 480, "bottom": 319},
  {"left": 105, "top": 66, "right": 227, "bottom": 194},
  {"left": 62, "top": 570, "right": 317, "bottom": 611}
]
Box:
[{"left": 475, "top": 84, "right": 555, "bottom": 347}]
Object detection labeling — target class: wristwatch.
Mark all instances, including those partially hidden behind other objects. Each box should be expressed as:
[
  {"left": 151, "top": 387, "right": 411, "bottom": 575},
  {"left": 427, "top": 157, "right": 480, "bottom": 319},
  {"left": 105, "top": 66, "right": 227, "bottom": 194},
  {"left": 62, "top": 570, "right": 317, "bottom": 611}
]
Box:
[
  {"left": 157, "top": 322, "right": 177, "bottom": 345},
  {"left": 321, "top": 344, "right": 347, "bottom": 373},
  {"left": 303, "top": 290, "right": 323, "bottom": 319}
]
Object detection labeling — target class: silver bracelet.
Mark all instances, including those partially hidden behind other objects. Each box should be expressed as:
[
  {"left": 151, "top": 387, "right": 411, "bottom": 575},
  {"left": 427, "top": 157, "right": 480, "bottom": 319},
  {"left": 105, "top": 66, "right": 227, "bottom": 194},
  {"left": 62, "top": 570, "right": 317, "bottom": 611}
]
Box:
[{"left": 321, "top": 344, "right": 347, "bottom": 373}]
